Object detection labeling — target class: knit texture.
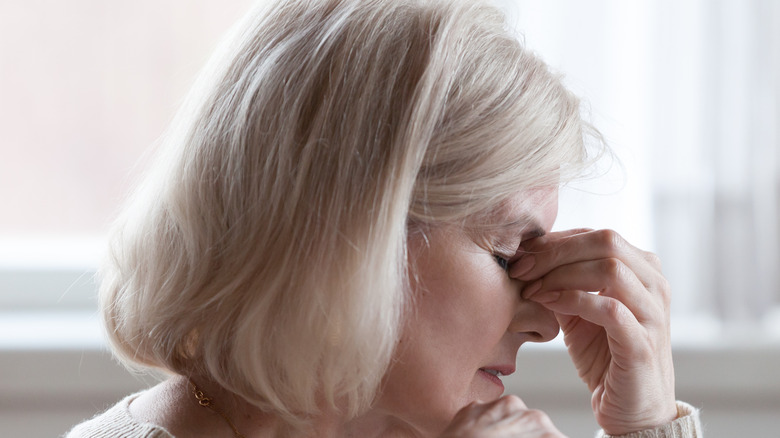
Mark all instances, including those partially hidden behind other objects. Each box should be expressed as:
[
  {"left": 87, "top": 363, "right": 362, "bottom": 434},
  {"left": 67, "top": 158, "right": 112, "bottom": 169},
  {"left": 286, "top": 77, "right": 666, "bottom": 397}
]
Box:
[
  {"left": 596, "top": 402, "right": 702, "bottom": 438},
  {"left": 65, "top": 391, "right": 702, "bottom": 438},
  {"left": 64, "top": 392, "right": 173, "bottom": 438}
]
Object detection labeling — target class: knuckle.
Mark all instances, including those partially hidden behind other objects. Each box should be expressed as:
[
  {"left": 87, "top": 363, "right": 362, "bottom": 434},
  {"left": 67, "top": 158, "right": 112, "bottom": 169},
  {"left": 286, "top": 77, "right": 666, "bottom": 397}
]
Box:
[
  {"left": 600, "top": 257, "right": 626, "bottom": 280},
  {"left": 491, "top": 395, "right": 522, "bottom": 412},
  {"left": 500, "top": 394, "right": 526, "bottom": 410},
  {"left": 523, "top": 409, "right": 546, "bottom": 420},
  {"left": 603, "top": 298, "right": 630, "bottom": 323},
  {"left": 593, "top": 229, "right": 624, "bottom": 255},
  {"left": 644, "top": 250, "right": 663, "bottom": 270},
  {"left": 522, "top": 409, "right": 555, "bottom": 427},
  {"left": 656, "top": 276, "right": 672, "bottom": 306}
]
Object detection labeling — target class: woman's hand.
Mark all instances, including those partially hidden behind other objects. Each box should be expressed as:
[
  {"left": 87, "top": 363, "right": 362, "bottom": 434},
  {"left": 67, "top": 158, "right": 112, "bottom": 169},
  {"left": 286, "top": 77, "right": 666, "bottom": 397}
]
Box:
[
  {"left": 510, "top": 229, "right": 677, "bottom": 435},
  {"left": 439, "top": 395, "right": 568, "bottom": 438}
]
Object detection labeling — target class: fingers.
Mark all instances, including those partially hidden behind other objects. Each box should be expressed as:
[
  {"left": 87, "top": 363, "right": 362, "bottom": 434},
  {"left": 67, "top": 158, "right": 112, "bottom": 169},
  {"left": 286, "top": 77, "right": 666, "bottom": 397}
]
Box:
[
  {"left": 510, "top": 229, "right": 671, "bottom": 319},
  {"left": 511, "top": 229, "right": 664, "bottom": 293},
  {"left": 521, "top": 258, "right": 662, "bottom": 323},
  {"left": 440, "top": 396, "right": 568, "bottom": 438},
  {"left": 508, "top": 228, "right": 671, "bottom": 356},
  {"left": 509, "top": 229, "right": 677, "bottom": 434},
  {"left": 525, "top": 289, "right": 644, "bottom": 352},
  {"left": 463, "top": 395, "right": 528, "bottom": 422}
]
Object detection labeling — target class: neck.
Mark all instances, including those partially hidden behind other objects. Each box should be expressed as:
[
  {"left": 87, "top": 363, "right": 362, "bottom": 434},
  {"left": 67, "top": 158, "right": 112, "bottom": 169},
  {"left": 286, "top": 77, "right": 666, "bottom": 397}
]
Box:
[
  {"left": 182, "top": 376, "right": 424, "bottom": 438},
  {"left": 340, "top": 411, "right": 423, "bottom": 438}
]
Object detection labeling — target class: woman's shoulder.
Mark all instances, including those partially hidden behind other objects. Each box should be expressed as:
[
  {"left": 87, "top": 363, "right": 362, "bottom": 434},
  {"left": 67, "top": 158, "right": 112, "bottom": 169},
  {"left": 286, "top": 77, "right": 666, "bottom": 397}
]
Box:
[{"left": 64, "top": 391, "right": 174, "bottom": 438}]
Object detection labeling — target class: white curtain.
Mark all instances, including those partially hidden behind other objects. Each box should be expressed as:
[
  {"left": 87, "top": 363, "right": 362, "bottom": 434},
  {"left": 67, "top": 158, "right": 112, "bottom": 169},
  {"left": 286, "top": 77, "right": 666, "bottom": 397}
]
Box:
[
  {"left": 652, "top": 0, "right": 780, "bottom": 328},
  {"left": 499, "top": 0, "right": 780, "bottom": 336}
]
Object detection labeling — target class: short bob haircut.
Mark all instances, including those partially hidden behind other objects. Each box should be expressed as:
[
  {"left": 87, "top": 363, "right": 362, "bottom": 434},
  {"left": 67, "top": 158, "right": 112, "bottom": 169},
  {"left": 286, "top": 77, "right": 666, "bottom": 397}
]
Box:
[{"left": 101, "top": 0, "right": 598, "bottom": 431}]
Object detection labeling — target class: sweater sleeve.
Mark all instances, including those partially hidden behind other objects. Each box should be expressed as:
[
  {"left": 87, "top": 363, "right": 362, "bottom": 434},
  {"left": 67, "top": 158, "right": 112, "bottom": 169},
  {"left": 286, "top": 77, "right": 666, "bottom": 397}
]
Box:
[{"left": 595, "top": 402, "right": 702, "bottom": 438}]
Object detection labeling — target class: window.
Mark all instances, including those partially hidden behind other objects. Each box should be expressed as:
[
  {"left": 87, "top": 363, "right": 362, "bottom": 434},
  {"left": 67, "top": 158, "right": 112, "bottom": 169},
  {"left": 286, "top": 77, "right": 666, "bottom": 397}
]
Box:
[
  {"left": 0, "top": 0, "right": 256, "bottom": 346},
  {"left": 501, "top": 0, "right": 780, "bottom": 342},
  {"left": 3, "top": 0, "right": 779, "bottom": 345}
]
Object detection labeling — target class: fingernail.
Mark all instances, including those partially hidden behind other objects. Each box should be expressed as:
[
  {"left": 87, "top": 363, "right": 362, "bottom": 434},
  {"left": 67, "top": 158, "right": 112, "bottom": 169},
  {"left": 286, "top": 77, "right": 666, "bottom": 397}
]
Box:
[
  {"left": 522, "top": 279, "right": 542, "bottom": 299},
  {"left": 531, "top": 290, "right": 560, "bottom": 304},
  {"left": 511, "top": 254, "right": 535, "bottom": 277}
]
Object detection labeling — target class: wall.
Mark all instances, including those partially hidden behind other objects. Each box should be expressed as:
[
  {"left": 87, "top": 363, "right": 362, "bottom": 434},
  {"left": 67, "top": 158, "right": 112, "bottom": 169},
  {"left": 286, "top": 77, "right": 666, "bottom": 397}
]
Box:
[{"left": 2, "top": 331, "right": 778, "bottom": 437}]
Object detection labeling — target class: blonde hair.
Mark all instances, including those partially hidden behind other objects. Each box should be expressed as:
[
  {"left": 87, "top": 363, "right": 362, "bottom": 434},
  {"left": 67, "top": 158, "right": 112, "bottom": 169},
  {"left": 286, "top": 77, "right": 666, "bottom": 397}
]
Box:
[{"left": 101, "top": 0, "right": 596, "bottom": 431}]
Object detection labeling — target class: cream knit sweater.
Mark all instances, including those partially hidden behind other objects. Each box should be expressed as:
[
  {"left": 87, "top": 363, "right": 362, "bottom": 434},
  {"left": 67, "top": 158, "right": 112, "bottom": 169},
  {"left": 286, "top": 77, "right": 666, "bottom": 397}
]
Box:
[{"left": 65, "top": 392, "right": 702, "bottom": 438}]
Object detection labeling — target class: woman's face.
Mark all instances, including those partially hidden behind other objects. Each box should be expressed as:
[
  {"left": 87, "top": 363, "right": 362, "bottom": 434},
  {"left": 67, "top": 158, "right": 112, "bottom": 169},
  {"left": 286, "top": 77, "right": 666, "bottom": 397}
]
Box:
[{"left": 378, "top": 188, "right": 561, "bottom": 435}]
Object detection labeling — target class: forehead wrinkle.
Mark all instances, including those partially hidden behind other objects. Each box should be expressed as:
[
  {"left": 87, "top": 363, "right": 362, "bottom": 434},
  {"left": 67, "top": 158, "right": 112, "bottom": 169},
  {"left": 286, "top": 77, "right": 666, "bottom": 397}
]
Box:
[
  {"left": 465, "top": 210, "right": 545, "bottom": 245},
  {"left": 464, "top": 186, "right": 557, "bottom": 243},
  {"left": 475, "top": 196, "right": 546, "bottom": 230},
  {"left": 492, "top": 218, "right": 546, "bottom": 242}
]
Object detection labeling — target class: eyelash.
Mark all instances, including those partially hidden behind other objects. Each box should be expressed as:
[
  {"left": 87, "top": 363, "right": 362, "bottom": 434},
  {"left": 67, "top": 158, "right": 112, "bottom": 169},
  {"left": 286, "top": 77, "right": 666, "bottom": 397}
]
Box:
[{"left": 494, "top": 254, "right": 510, "bottom": 271}]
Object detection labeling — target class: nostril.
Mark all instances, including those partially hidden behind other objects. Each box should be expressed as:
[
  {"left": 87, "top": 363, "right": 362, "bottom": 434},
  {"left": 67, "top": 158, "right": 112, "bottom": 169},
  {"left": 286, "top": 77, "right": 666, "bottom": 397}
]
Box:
[{"left": 509, "top": 303, "right": 561, "bottom": 342}]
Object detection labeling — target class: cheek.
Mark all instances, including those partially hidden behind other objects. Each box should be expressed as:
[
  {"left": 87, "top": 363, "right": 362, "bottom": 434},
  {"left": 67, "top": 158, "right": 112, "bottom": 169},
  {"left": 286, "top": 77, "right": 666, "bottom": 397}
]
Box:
[
  {"left": 415, "top": 272, "right": 501, "bottom": 343},
  {"left": 385, "top": 231, "right": 518, "bottom": 426},
  {"left": 378, "top": 282, "right": 514, "bottom": 432},
  {"left": 403, "top": 253, "right": 516, "bottom": 374}
]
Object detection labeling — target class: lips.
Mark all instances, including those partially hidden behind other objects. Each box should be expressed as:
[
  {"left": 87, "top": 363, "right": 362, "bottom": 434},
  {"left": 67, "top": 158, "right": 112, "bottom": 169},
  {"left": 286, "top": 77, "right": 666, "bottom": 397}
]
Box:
[
  {"left": 479, "top": 365, "right": 515, "bottom": 377},
  {"left": 478, "top": 365, "right": 515, "bottom": 390}
]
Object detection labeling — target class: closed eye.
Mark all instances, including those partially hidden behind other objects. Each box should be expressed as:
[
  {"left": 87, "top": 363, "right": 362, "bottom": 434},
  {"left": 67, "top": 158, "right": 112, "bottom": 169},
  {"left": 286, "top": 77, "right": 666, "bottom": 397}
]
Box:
[{"left": 494, "top": 255, "right": 509, "bottom": 271}]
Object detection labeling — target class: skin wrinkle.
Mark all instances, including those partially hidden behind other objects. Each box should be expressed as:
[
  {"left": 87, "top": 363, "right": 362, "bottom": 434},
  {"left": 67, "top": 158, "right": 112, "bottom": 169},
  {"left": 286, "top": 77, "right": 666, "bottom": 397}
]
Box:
[{"left": 373, "top": 188, "right": 560, "bottom": 436}]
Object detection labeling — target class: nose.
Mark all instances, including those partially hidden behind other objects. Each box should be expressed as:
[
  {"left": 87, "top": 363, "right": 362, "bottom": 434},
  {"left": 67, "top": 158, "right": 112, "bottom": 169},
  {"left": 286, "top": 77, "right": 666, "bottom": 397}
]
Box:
[{"left": 508, "top": 296, "right": 560, "bottom": 343}]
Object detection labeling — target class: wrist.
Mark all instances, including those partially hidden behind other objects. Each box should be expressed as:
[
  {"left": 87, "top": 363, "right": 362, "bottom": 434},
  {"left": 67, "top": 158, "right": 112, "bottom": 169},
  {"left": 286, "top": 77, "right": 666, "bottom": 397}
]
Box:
[
  {"left": 599, "top": 401, "right": 699, "bottom": 438},
  {"left": 600, "top": 400, "right": 678, "bottom": 436}
]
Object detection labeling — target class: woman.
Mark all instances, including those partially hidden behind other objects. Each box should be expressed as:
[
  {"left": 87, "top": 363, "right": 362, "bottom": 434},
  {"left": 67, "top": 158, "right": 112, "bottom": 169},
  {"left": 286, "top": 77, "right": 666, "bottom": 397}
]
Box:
[{"left": 67, "top": 0, "right": 701, "bottom": 437}]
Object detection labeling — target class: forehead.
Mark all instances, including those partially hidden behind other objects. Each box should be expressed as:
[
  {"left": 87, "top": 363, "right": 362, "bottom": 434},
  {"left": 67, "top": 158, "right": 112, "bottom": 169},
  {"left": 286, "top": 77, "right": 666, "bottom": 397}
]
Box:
[{"left": 471, "top": 187, "right": 559, "bottom": 235}]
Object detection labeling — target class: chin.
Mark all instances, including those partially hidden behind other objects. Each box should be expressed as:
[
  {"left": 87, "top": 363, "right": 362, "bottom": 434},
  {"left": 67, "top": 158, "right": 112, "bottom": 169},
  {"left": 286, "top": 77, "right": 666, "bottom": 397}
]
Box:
[{"left": 408, "top": 399, "right": 476, "bottom": 437}]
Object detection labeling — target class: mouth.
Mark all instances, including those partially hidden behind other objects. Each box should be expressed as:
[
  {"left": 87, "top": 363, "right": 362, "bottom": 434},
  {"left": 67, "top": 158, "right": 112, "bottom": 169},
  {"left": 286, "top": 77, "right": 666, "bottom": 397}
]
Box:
[
  {"left": 480, "top": 368, "right": 505, "bottom": 377},
  {"left": 478, "top": 366, "right": 515, "bottom": 390},
  {"left": 480, "top": 364, "right": 515, "bottom": 377}
]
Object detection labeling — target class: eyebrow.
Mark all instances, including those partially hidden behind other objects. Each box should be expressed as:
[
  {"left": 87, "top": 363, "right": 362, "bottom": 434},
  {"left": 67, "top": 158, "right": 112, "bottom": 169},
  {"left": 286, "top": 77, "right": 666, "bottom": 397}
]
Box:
[
  {"left": 499, "top": 221, "right": 546, "bottom": 241},
  {"left": 481, "top": 214, "right": 546, "bottom": 241},
  {"left": 523, "top": 225, "right": 546, "bottom": 240}
]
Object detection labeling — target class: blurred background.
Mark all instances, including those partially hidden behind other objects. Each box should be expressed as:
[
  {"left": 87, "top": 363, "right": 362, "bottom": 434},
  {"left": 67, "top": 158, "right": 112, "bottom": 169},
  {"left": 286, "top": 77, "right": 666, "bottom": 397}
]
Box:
[{"left": 1, "top": 0, "right": 778, "bottom": 436}]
